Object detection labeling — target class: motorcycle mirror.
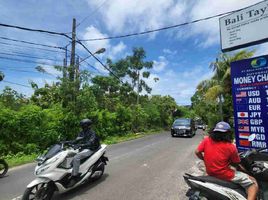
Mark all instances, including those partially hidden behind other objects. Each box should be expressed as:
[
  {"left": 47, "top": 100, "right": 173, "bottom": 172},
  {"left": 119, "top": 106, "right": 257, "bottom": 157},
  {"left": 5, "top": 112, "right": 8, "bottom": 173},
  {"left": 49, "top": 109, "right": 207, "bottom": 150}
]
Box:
[{"left": 248, "top": 134, "right": 256, "bottom": 142}]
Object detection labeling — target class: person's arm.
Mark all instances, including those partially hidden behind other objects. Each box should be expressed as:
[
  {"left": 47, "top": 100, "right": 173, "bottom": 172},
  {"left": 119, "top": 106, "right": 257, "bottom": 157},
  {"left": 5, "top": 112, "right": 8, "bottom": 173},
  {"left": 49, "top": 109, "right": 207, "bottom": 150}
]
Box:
[
  {"left": 73, "top": 132, "right": 83, "bottom": 143},
  {"left": 230, "top": 145, "right": 246, "bottom": 171},
  {"left": 80, "top": 131, "right": 100, "bottom": 149},
  {"left": 195, "top": 149, "right": 204, "bottom": 160},
  {"left": 195, "top": 138, "right": 206, "bottom": 160}
]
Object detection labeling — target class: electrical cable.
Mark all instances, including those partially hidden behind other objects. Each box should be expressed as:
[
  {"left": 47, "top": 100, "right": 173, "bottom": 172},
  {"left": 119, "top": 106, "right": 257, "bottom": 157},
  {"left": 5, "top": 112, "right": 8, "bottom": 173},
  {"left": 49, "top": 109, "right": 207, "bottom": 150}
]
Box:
[
  {"left": 0, "top": 41, "right": 66, "bottom": 53},
  {"left": 0, "top": 36, "right": 65, "bottom": 50},
  {"left": 2, "top": 80, "right": 31, "bottom": 88},
  {"left": 0, "top": 67, "right": 57, "bottom": 77},
  {"left": 1, "top": 49, "right": 67, "bottom": 59},
  {"left": 80, "top": 7, "right": 248, "bottom": 41},
  {"left": 0, "top": 52, "right": 63, "bottom": 63},
  {"left": 0, "top": 22, "right": 71, "bottom": 40},
  {"left": 76, "top": 39, "right": 121, "bottom": 82},
  {"left": 81, "top": 60, "right": 105, "bottom": 74},
  {"left": 0, "top": 56, "right": 61, "bottom": 66}
]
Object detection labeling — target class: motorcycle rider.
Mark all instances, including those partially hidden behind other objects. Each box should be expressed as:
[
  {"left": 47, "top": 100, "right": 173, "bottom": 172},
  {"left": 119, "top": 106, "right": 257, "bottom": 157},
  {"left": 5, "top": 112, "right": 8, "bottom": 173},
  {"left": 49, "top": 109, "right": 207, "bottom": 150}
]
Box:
[
  {"left": 68, "top": 118, "right": 100, "bottom": 187},
  {"left": 195, "top": 121, "right": 258, "bottom": 200}
]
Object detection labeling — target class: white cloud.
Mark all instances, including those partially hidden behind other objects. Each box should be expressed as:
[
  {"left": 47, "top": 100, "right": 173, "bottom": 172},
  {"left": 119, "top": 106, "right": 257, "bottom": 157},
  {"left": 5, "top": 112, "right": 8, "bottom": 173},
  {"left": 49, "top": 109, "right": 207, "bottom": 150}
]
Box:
[
  {"left": 87, "top": 0, "right": 187, "bottom": 35},
  {"left": 255, "top": 43, "right": 268, "bottom": 57},
  {"left": 148, "top": 66, "right": 213, "bottom": 105},
  {"left": 153, "top": 56, "right": 168, "bottom": 72},
  {"left": 109, "top": 41, "right": 127, "bottom": 60},
  {"left": 82, "top": 26, "right": 127, "bottom": 61},
  {"left": 163, "top": 48, "right": 177, "bottom": 55},
  {"left": 83, "top": 26, "right": 110, "bottom": 53}
]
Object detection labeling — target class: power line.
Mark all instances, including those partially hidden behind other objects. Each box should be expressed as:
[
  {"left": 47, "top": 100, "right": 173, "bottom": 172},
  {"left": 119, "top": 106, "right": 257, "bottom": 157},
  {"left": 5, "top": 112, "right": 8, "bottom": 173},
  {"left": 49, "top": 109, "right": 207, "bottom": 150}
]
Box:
[
  {"left": 76, "top": 39, "right": 121, "bottom": 82},
  {"left": 0, "top": 41, "right": 66, "bottom": 53},
  {"left": 0, "top": 56, "right": 61, "bottom": 66},
  {"left": 2, "top": 49, "right": 67, "bottom": 60},
  {"left": 0, "top": 22, "right": 71, "bottom": 39},
  {"left": 81, "top": 60, "right": 105, "bottom": 74},
  {"left": 80, "top": 7, "right": 246, "bottom": 41},
  {"left": 76, "top": 0, "right": 109, "bottom": 29},
  {"left": 0, "top": 52, "right": 63, "bottom": 63},
  {"left": 0, "top": 67, "right": 56, "bottom": 77},
  {"left": 2, "top": 80, "right": 31, "bottom": 88},
  {"left": 0, "top": 36, "right": 65, "bottom": 50}
]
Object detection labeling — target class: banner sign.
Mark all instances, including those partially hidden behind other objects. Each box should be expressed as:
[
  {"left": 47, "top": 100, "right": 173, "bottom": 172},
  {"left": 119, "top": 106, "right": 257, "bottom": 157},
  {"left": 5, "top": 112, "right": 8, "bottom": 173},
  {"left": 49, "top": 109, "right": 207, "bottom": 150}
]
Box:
[
  {"left": 220, "top": 0, "right": 268, "bottom": 52},
  {"left": 231, "top": 55, "right": 268, "bottom": 151}
]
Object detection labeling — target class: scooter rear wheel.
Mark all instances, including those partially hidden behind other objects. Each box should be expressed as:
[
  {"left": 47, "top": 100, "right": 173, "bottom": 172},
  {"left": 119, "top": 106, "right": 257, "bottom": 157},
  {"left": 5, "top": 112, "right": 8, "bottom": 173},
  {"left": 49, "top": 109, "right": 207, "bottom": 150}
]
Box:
[
  {"left": 0, "top": 159, "right": 8, "bottom": 178},
  {"left": 91, "top": 163, "right": 105, "bottom": 181},
  {"left": 22, "top": 182, "right": 55, "bottom": 200}
]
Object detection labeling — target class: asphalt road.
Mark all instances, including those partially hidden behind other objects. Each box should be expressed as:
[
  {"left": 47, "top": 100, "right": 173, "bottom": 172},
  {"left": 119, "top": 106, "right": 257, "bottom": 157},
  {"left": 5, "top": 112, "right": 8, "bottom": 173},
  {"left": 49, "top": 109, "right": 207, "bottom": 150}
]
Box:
[{"left": 0, "top": 130, "right": 204, "bottom": 200}]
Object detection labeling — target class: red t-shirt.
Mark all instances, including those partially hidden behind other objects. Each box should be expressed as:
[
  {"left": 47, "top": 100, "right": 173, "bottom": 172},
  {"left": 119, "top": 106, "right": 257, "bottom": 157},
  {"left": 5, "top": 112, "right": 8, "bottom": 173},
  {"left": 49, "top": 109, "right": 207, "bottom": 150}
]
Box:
[{"left": 197, "top": 137, "right": 240, "bottom": 181}]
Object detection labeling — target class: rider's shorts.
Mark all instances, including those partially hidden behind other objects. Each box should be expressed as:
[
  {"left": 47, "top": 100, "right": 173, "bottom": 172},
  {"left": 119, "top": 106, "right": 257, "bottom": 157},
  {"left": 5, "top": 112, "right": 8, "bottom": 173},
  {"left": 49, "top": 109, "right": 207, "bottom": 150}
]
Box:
[{"left": 231, "top": 171, "right": 254, "bottom": 188}]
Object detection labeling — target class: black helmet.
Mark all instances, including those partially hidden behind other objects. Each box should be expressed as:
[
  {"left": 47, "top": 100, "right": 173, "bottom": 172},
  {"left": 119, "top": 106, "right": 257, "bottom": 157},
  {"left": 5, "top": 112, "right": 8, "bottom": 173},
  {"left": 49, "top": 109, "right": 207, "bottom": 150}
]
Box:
[{"left": 80, "top": 119, "right": 92, "bottom": 128}]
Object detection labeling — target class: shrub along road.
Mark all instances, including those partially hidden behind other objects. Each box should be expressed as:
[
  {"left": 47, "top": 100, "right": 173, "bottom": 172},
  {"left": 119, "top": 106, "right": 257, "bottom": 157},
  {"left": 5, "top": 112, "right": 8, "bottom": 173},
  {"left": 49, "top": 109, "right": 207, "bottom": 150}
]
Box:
[{"left": 0, "top": 130, "right": 204, "bottom": 200}]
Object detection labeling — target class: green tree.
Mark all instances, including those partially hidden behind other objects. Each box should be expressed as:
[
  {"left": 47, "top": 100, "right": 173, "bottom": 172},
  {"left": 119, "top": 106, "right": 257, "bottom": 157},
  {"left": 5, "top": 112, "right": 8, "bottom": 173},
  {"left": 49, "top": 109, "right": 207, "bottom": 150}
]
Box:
[
  {"left": 108, "top": 47, "right": 154, "bottom": 104},
  {"left": 192, "top": 50, "right": 254, "bottom": 127},
  {"left": 0, "top": 86, "right": 27, "bottom": 110}
]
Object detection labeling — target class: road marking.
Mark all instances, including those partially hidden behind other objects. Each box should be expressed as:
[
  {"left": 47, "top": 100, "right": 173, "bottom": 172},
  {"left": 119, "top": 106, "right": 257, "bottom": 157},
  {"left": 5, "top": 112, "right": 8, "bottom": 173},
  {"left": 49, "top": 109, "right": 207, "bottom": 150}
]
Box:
[{"left": 12, "top": 195, "right": 22, "bottom": 200}]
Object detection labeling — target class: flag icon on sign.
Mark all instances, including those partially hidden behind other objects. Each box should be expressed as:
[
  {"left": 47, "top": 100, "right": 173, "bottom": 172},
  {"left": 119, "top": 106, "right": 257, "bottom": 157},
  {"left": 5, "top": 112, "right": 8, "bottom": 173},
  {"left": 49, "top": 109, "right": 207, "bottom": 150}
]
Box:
[
  {"left": 238, "top": 126, "right": 249, "bottom": 132},
  {"left": 237, "top": 112, "right": 248, "bottom": 118},
  {"left": 236, "top": 98, "right": 247, "bottom": 104},
  {"left": 239, "top": 140, "right": 250, "bottom": 147},
  {"left": 236, "top": 105, "right": 248, "bottom": 111},
  {"left": 238, "top": 119, "right": 249, "bottom": 125},
  {"left": 236, "top": 91, "right": 247, "bottom": 98},
  {"left": 239, "top": 133, "right": 250, "bottom": 139}
]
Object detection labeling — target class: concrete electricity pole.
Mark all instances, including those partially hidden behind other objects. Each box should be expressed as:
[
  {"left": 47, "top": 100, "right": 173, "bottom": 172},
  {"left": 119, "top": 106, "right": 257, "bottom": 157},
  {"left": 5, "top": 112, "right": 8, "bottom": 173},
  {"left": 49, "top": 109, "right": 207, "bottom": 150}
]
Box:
[{"left": 69, "top": 18, "right": 76, "bottom": 82}]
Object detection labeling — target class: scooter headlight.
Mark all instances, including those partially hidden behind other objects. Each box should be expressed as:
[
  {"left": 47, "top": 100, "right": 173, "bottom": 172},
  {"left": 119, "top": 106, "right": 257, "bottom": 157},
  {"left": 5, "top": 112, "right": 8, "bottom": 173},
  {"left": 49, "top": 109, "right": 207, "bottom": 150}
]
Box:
[
  {"left": 44, "top": 157, "right": 59, "bottom": 166},
  {"left": 35, "top": 166, "right": 50, "bottom": 175}
]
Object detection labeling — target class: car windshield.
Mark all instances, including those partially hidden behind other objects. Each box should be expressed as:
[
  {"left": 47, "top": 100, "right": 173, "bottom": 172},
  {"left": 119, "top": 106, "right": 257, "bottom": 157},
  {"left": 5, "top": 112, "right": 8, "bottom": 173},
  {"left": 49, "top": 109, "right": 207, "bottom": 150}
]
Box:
[{"left": 173, "top": 119, "right": 190, "bottom": 126}]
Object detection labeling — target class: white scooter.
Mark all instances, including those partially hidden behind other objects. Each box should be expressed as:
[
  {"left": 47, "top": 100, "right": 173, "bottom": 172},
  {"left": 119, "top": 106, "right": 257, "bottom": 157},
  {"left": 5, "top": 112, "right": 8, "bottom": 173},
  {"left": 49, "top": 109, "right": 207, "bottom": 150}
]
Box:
[
  {"left": 22, "top": 141, "right": 108, "bottom": 200},
  {"left": 184, "top": 135, "right": 268, "bottom": 200}
]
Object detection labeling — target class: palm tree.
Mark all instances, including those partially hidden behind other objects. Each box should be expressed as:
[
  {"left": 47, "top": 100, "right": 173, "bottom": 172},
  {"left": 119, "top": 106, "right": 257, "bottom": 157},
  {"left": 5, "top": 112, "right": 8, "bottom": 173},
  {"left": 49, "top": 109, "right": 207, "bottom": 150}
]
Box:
[{"left": 193, "top": 50, "right": 255, "bottom": 123}]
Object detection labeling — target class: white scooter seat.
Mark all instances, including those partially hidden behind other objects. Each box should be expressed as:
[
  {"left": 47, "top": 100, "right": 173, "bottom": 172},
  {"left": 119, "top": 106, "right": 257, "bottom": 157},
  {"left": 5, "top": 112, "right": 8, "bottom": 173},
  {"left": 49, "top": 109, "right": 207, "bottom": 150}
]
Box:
[{"left": 186, "top": 174, "right": 243, "bottom": 189}]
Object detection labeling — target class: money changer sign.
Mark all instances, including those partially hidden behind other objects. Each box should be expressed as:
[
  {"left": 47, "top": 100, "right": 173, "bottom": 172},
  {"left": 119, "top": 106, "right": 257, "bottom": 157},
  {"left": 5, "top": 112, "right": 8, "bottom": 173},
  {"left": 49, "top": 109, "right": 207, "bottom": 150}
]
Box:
[{"left": 231, "top": 55, "right": 268, "bottom": 151}]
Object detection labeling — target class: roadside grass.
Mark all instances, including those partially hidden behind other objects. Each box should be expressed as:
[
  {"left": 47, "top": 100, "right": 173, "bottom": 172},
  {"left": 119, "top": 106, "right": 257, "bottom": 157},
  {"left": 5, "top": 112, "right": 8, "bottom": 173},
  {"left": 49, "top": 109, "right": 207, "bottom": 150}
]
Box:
[
  {"left": 103, "top": 128, "right": 164, "bottom": 145},
  {"left": 4, "top": 153, "right": 38, "bottom": 168},
  {"left": 4, "top": 128, "right": 164, "bottom": 168}
]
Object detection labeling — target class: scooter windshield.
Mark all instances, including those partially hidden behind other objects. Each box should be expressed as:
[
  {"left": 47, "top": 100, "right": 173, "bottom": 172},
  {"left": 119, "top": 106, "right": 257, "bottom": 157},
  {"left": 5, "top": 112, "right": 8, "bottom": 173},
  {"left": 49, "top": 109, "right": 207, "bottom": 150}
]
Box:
[{"left": 44, "top": 144, "right": 62, "bottom": 159}]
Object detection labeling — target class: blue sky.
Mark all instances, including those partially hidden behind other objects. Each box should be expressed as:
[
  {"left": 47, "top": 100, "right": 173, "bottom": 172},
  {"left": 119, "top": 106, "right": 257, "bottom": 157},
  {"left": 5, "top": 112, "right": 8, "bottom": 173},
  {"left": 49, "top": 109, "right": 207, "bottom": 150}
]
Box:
[{"left": 0, "top": 0, "right": 267, "bottom": 105}]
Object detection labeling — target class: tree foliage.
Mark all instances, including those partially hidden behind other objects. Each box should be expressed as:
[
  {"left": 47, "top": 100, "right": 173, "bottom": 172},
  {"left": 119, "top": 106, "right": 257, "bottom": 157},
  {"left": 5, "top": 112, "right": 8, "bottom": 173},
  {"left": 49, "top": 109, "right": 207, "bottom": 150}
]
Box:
[
  {"left": 0, "top": 47, "right": 191, "bottom": 156},
  {"left": 191, "top": 50, "right": 255, "bottom": 128}
]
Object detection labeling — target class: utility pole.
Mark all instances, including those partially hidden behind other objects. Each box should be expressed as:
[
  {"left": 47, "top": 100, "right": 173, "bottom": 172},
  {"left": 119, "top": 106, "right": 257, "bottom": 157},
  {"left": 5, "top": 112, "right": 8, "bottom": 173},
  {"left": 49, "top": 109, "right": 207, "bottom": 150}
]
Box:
[
  {"left": 69, "top": 18, "right": 76, "bottom": 82},
  {"left": 216, "top": 58, "right": 223, "bottom": 121},
  {"left": 75, "top": 56, "right": 80, "bottom": 90},
  {"left": 63, "top": 45, "right": 68, "bottom": 79},
  {"left": 136, "top": 70, "right": 140, "bottom": 105},
  {"left": 62, "top": 45, "right": 69, "bottom": 108}
]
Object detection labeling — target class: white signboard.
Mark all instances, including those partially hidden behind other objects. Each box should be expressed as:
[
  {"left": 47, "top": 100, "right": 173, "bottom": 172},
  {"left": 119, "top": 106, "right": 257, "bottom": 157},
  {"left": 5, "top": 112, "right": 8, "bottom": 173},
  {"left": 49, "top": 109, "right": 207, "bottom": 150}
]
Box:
[{"left": 220, "top": 0, "right": 268, "bottom": 52}]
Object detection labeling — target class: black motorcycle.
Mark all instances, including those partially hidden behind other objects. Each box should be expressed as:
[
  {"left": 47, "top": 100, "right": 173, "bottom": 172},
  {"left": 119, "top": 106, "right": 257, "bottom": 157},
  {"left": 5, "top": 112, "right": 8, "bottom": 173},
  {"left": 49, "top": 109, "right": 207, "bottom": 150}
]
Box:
[
  {"left": 0, "top": 159, "right": 8, "bottom": 178},
  {"left": 184, "top": 147, "right": 268, "bottom": 200}
]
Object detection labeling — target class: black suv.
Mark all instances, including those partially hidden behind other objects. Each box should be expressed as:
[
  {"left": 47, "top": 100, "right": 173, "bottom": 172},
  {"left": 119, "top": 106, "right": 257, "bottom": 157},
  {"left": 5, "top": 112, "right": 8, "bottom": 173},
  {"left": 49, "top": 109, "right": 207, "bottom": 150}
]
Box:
[{"left": 171, "top": 118, "right": 195, "bottom": 137}]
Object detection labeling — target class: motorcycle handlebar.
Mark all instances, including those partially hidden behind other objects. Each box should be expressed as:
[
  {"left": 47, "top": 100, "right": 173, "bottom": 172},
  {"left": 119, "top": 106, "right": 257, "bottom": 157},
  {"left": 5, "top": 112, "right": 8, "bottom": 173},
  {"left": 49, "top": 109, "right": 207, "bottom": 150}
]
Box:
[
  {"left": 241, "top": 148, "right": 267, "bottom": 158},
  {"left": 257, "top": 148, "right": 267, "bottom": 152}
]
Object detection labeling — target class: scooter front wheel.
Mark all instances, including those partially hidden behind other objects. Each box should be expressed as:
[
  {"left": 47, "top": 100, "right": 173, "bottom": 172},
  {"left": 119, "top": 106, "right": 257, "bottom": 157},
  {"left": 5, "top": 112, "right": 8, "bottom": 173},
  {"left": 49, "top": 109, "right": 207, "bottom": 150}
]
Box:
[
  {"left": 22, "top": 182, "right": 55, "bottom": 200},
  {"left": 0, "top": 159, "right": 8, "bottom": 178}
]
